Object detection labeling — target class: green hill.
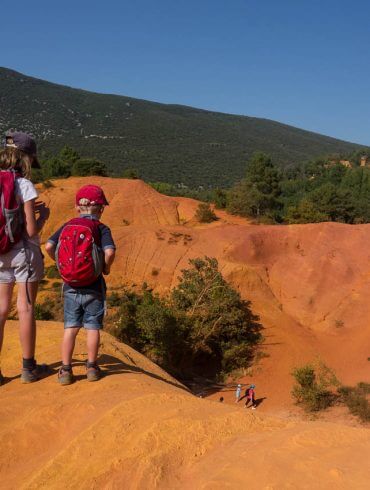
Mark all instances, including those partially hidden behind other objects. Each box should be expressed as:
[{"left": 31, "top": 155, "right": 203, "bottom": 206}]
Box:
[{"left": 0, "top": 67, "right": 362, "bottom": 187}]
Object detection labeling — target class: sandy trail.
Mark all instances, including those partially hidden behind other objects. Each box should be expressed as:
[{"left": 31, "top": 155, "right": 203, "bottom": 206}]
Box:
[{"left": 1, "top": 322, "right": 369, "bottom": 489}]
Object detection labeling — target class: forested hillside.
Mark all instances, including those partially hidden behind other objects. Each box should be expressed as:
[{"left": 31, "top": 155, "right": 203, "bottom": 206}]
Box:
[{"left": 0, "top": 67, "right": 362, "bottom": 187}]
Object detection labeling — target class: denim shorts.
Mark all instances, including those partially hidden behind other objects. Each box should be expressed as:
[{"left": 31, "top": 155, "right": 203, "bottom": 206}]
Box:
[{"left": 64, "top": 290, "right": 105, "bottom": 330}]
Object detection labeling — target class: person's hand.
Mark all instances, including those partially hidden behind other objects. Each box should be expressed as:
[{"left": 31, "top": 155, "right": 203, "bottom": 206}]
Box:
[
  {"left": 35, "top": 201, "right": 50, "bottom": 231},
  {"left": 35, "top": 201, "right": 50, "bottom": 220},
  {"left": 103, "top": 264, "right": 110, "bottom": 276}
]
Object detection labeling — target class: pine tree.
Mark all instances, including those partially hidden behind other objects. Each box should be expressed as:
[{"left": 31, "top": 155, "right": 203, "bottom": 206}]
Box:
[{"left": 228, "top": 152, "right": 282, "bottom": 219}]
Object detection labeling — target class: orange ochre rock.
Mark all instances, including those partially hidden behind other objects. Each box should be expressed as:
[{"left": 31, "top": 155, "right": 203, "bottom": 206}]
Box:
[
  {"left": 2, "top": 177, "right": 368, "bottom": 488},
  {"left": 0, "top": 322, "right": 369, "bottom": 489},
  {"left": 38, "top": 178, "right": 370, "bottom": 404}
]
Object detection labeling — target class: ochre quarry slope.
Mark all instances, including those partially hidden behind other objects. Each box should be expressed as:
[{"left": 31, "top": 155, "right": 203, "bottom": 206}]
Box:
[
  {"left": 38, "top": 177, "right": 370, "bottom": 408},
  {"left": 1, "top": 323, "right": 370, "bottom": 489}
]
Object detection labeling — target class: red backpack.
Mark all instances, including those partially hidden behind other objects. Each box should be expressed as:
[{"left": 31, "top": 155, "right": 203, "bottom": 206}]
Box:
[
  {"left": 55, "top": 217, "right": 104, "bottom": 287},
  {"left": 0, "top": 170, "right": 24, "bottom": 254}
]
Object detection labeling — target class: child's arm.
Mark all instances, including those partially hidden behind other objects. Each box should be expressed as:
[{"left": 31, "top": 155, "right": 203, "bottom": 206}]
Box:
[
  {"left": 44, "top": 225, "right": 64, "bottom": 260},
  {"left": 24, "top": 199, "right": 49, "bottom": 237},
  {"left": 103, "top": 248, "right": 115, "bottom": 275},
  {"left": 45, "top": 241, "right": 56, "bottom": 260}
]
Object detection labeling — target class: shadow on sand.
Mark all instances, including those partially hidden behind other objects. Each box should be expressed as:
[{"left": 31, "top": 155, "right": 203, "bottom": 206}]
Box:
[{"left": 33, "top": 354, "right": 190, "bottom": 393}]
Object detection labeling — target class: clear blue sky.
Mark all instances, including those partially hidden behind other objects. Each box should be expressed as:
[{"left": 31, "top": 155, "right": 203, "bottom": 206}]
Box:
[{"left": 1, "top": 0, "right": 370, "bottom": 144}]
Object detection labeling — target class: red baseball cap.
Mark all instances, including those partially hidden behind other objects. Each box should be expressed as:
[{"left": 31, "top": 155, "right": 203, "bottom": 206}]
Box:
[{"left": 75, "top": 185, "right": 109, "bottom": 206}]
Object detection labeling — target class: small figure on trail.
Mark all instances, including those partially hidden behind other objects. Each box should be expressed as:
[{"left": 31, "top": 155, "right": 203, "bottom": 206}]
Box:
[
  {"left": 45, "top": 185, "right": 116, "bottom": 385},
  {"left": 244, "top": 384, "right": 257, "bottom": 409},
  {"left": 0, "top": 131, "right": 49, "bottom": 385},
  {"left": 235, "top": 383, "right": 242, "bottom": 403}
]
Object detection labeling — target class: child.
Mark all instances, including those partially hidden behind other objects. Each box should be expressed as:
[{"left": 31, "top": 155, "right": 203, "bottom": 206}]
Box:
[
  {"left": 244, "top": 384, "right": 257, "bottom": 409},
  {"left": 0, "top": 130, "right": 49, "bottom": 385},
  {"left": 45, "top": 185, "right": 115, "bottom": 385},
  {"left": 235, "top": 383, "right": 242, "bottom": 403}
]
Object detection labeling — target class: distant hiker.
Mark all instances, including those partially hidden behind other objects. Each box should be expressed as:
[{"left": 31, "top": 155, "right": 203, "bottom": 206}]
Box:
[
  {"left": 244, "top": 384, "right": 257, "bottom": 409},
  {"left": 45, "top": 185, "right": 116, "bottom": 385},
  {"left": 0, "top": 131, "right": 49, "bottom": 385},
  {"left": 235, "top": 383, "right": 242, "bottom": 403}
]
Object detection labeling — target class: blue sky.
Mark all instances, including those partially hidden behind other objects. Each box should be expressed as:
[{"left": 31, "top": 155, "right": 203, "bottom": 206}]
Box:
[{"left": 1, "top": 0, "right": 370, "bottom": 144}]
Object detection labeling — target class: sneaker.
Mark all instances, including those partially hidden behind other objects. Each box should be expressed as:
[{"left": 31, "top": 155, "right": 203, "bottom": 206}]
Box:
[
  {"left": 58, "top": 367, "right": 74, "bottom": 386},
  {"left": 21, "top": 363, "right": 48, "bottom": 384},
  {"left": 86, "top": 364, "right": 101, "bottom": 382},
  {"left": 252, "top": 406, "right": 256, "bottom": 410}
]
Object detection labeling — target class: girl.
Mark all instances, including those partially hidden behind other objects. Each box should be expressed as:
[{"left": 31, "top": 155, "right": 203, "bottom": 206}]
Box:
[
  {"left": 0, "top": 131, "right": 49, "bottom": 385},
  {"left": 244, "top": 384, "right": 257, "bottom": 409}
]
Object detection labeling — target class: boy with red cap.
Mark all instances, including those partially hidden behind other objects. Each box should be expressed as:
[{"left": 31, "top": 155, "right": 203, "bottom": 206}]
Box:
[{"left": 45, "top": 185, "right": 115, "bottom": 385}]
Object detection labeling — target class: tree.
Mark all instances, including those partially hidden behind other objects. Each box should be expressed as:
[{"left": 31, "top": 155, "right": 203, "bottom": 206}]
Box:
[
  {"left": 171, "top": 257, "right": 262, "bottom": 375},
  {"left": 41, "top": 156, "right": 71, "bottom": 179},
  {"left": 58, "top": 145, "right": 80, "bottom": 165},
  {"left": 309, "top": 183, "right": 356, "bottom": 223},
  {"left": 213, "top": 188, "right": 227, "bottom": 209},
  {"left": 114, "top": 257, "right": 263, "bottom": 379},
  {"left": 286, "top": 199, "right": 329, "bottom": 224},
  {"left": 341, "top": 167, "right": 370, "bottom": 222},
  {"left": 71, "top": 158, "right": 107, "bottom": 176},
  {"left": 228, "top": 152, "right": 282, "bottom": 219},
  {"left": 136, "top": 289, "right": 184, "bottom": 369}
]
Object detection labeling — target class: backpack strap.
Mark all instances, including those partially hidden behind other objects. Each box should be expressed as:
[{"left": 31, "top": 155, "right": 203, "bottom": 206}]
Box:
[{"left": 22, "top": 238, "right": 35, "bottom": 305}]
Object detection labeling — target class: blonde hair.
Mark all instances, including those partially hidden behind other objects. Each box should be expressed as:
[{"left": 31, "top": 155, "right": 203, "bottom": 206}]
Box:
[
  {"left": 0, "top": 148, "right": 33, "bottom": 179},
  {"left": 77, "top": 200, "right": 104, "bottom": 215}
]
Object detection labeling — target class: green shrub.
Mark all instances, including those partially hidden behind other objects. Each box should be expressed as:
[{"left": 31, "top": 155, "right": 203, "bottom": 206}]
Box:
[
  {"left": 34, "top": 303, "right": 54, "bottom": 321},
  {"left": 339, "top": 383, "right": 370, "bottom": 422},
  {"left": 38, "top": 279, "right": 48, "bottom": 290},
  {"left": 43, "top": 180, "right": 54, "bottom": 189},
  {"left": 213, "top": 188, "right": 227, "bottom": 209},
  {"left": 357, "top": 382, "right": 370, "bottom": 394},
  {"left": 45, "top": 265, "right": 60, "bottom": 279},
  {"left": 113, "top": 257, "right": 262, "bottom": 379},
  {"left": 107, "top": 291, "right": 121, "bottom": 307},
  {"left": 114, "top": 289, "right": 142, "bottom": 346},
  {"left": 195, "top": 203, "right": 217, "bottom": 223},
  {"left": 291, "top": 361, "right": 339, "bottom": 412},
  {"left": 122, "top": 168, "right": 139, "bottom": 179}
]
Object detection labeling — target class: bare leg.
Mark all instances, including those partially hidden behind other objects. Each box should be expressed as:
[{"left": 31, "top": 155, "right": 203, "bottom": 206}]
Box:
[
  {"left": 17, "top": 282, "right": 39, "bottom": 359},
  {"left": 62, "top": 327, "right": 80, "bottom": 365},
  {"left": 0, "top": 283, "right": 15, "bottom": 357},
  {"left": 87, "top": 330, "right": 100, "bottom": 364}
]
